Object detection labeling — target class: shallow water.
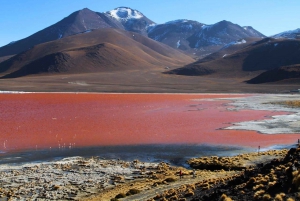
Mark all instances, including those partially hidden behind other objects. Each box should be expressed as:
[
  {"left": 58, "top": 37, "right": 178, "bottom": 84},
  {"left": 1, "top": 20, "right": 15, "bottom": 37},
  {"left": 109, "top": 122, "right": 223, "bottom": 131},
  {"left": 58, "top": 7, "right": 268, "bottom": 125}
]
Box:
[
  {"left": 0, "top": 93, "right": 299, "bottom": 162},
  {"left": 0, "top": 144, "right": 296, "bottom": 168}
]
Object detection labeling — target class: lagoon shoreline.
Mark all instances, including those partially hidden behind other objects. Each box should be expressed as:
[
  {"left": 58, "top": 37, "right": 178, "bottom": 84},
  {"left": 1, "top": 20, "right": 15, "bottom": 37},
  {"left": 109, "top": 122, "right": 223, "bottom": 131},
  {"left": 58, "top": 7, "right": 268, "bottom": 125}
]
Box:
[{"left": 0, "top": 144, "right": 297, "bottom": 201}]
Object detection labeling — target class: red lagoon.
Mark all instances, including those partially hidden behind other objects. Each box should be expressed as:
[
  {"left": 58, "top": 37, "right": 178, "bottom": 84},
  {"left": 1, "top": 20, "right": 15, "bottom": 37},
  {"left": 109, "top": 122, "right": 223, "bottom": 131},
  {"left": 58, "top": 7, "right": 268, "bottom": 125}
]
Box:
[{"left": 0, "top": 93, "right": 298, "bottom": 152}]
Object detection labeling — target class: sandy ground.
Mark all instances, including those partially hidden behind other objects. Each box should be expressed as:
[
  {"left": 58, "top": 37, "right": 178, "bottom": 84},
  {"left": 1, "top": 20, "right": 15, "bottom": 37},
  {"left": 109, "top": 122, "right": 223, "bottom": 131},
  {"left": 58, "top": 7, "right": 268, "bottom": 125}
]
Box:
[{"left": 0, "top": 70, "right": 299, "bottom": 93}]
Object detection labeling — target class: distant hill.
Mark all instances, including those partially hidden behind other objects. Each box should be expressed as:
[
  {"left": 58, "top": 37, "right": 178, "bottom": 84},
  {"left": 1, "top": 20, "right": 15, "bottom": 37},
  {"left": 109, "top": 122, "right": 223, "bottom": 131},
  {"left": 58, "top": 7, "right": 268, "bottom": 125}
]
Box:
[
  {"left": 166, "top": 38, "right": 300, "bottom": 82},
  {"left": 0, "top": 29, "right": 193, "bottom": 79},
  {"left": 272, "top": 28, "right": 300, "bottom": 39},
  {"left": 187, "top": 20, "right": 265, "bottom": 49},
  {"left": 148, "top": 20, "right": 264, "bottom": 57},
  {"left": 247, "top": 65, "right": 300, "bottom": 84}
]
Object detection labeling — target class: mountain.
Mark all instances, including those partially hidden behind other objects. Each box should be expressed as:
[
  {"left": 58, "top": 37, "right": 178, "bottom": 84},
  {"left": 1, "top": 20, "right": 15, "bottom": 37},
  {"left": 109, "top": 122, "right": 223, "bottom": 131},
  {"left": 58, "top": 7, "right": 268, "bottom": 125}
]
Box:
[
  {"left": 147, "top": 20, "right": 204, "bottom": 52},
  {"left": 0, "top": 28, "right": 193, "bottom": 78},
  {"left": 242, "top": 26, "right": 265, "bottom": 37},
  {"left": 166, "top": 38, "right": 300, "bottom": 81},
  {"left": 0, "top": 7, "right": 266, "bottom": 59},
  {"left": 0, "top": 8, "right": 124, "bottom": 57},
  {"left": 147, "top": 20, "right": 265, "bottom": 58},
  {"left": 193, "top": 37, "right": 261, "bottom": 63},
  {"left": 106, "top": 7, "right": 155, "bottom": 36},
  {"left": 247, "top": 65, "right": 300, "bottom": 84},
  {"left": 187, "top": 20, "right": 265, "bottom": 49},
  {"left": 272, "top": 28, "right": 300, "bottom": 39}
]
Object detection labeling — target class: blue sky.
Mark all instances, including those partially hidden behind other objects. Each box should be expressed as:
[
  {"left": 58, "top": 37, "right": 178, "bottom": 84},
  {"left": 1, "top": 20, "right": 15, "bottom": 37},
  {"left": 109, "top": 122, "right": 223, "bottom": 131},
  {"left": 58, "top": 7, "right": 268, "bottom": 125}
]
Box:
[{"left": 0, "top": 0, "right": 299, "bottom": 47}]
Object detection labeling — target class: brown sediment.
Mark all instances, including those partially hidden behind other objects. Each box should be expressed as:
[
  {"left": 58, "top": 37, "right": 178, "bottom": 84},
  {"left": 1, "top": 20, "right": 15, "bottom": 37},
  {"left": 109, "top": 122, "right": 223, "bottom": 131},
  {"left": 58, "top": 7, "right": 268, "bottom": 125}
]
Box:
[{"left": 0, "top": 93, "right": 298, "bottom": 153}]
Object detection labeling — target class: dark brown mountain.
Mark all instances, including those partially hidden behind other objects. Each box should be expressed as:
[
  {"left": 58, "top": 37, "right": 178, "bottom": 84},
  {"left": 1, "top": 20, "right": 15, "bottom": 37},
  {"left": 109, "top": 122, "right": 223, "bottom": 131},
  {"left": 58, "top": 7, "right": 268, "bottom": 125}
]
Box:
[
  {"left": 0, "top": 8, "right": 124, "bottom": 57},
  {"left": 0, "top": 55, "right": 14, "bottom": 63},
  {"left": 166, "top": 38, "right": 300, "bottom": 81},
  {"left": 195, "top": 37, "right": 261, "bottom": 63},
  {"left": 247, "top": 65, "right": 300, "bottom": 84},
  {"left": 0, "top": 28, "right": 193, "bottom": 79}
]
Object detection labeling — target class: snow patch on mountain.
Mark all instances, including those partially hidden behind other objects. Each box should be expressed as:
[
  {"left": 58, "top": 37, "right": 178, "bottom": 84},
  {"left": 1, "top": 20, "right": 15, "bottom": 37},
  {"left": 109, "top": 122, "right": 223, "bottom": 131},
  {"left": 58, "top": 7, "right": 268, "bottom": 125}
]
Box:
[
  {"left": 272, "top": 28, "right": 300, "bottom": 39},
  {"left": 221, "top": 39, "right": 247, "bottom": 49},
  {"left": 165, "top": 19, "right": 189, "bottom": 24},
  {"left": 195, "top": 36, "right": 223, "bottom": 48},
  {"left": 107, "top": 7, "right": 143, "bottom": 21},
  {"left": 177, "top": 40, "right": 181, "bottom": 48},
  {"left": 147, "top": 23, "right": 157, "bottom": 33}
]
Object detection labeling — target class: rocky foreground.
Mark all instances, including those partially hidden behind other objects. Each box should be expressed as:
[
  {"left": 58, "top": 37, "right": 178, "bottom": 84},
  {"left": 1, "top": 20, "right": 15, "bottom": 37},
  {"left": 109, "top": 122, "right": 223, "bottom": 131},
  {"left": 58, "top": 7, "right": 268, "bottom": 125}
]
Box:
[
  {"left": 0, "top": 157, "right": 165, "bottom": 200},
  {"left": 0, "top": 146, "right": 299, "bottom": 201},
  {"left": 144, "top": 147, "right": 300, "bottom": 201}
]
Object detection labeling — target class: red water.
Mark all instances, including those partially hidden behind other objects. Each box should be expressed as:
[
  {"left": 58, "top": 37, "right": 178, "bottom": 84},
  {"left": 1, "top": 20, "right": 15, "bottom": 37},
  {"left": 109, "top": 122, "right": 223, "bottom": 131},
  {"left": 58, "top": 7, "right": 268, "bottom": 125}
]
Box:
[{"left": 0, "top": 93, "right": 298, "bottom": 152}]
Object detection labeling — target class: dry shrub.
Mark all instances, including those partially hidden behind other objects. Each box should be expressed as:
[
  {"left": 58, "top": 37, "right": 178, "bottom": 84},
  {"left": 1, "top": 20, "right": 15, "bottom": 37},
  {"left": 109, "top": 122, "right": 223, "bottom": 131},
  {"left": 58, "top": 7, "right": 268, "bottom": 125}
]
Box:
[
  {"left": 126, "top": 188, "right": 141, "bottom": 196},
  {"left": 262, "top": 194, "right": 272, "bottom": 201},
  {"left": 279, "top": 193, "right": 286, "bottom": 197},
  {"left": 184, "top": 190, "right": 194, "bottom": 197},
  {"left": 220, "top": 194, "right": 227, "bottom": 200},
  {"left": 254, "top": 190, "right": 265, "bottom": 200},
  {"left": 292, "top": 171, "right": 300, "bottom": 189},
  {"left": 286, "top": 198, "right": 295, "bottom": 201},
  {"left": 52, "top": 185, "right": 60, "bottom": 190},
  {"left": 253, "top": 184, "right": 264, "bottom": 190},
  {"left": 115, "top": 193, "right": 126, "bottom": 198},
  {"left": 268, "top": 181, "right": 277, "bottom": 187},
  {"left": 274, "top": 194, "right": 283, "bottom": 201},
  {"left": 164, "top": 177, "right": 177, "bottom": 183},
  {"left": 169, "top": 195, "right": 179, "bottom": 200}
]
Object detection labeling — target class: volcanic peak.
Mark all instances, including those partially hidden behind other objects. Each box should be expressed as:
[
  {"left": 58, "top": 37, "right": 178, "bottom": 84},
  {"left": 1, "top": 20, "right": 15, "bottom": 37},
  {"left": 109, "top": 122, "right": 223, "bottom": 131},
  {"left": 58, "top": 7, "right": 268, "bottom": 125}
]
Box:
[{"left": 106, "top": 7, "right": 145, "bottom": 21}]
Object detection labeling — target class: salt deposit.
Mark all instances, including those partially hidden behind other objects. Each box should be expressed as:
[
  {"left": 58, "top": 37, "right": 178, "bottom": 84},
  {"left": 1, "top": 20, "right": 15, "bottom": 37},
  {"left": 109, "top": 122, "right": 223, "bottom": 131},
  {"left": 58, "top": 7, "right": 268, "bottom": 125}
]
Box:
[{"left": 0, "top": 157, "right": 158, "bottom": 200}]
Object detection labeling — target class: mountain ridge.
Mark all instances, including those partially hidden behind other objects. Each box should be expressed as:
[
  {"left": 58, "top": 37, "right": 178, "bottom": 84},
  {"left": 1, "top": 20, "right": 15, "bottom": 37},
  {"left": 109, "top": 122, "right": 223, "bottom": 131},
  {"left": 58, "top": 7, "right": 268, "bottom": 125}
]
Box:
[{"left": 0, "top": 7, "right": 265, "bottom": 58}]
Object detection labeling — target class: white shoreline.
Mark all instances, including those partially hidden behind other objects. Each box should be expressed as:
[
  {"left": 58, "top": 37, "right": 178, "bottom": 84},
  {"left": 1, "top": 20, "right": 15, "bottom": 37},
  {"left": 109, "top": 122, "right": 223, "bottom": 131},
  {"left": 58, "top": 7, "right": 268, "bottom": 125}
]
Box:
[{"left": 221, "top": 94, "right": 300, "bottom": 134}]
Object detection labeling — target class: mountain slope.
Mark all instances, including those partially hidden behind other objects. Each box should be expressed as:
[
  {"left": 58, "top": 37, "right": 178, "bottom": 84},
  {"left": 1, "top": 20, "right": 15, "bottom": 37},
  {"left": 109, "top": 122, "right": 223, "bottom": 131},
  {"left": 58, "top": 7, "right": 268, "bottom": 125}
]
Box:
[
  {"left": 272, "top": 28, "right": 300, "bottom": 39},
  {"left": 0, "top": 7, "right": 266, "bottom": 59},
  {"left": 148, "top": 20, "right": 204, "bottom": 52},
  {"left": 187, "top": 20, "right": 265, "bottom": 48},
  {"left": 0, "top": 28, "right": 193, "bottom": 78},
  {"left": 166, "top": 38, "right": 300, "bottom": 81},
  {"left": 247, "top": 65, "right": 300, "bottom": 84},
  {"left": 0, "top": 8, "right": 123, "bottom": 57}
]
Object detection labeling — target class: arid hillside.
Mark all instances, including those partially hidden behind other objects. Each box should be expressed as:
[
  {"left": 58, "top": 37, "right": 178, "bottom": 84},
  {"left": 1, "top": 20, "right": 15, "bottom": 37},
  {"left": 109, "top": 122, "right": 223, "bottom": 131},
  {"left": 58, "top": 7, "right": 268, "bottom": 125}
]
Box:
[{"left": 0, "top": 28, "right": 193, "bottom": 78}]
